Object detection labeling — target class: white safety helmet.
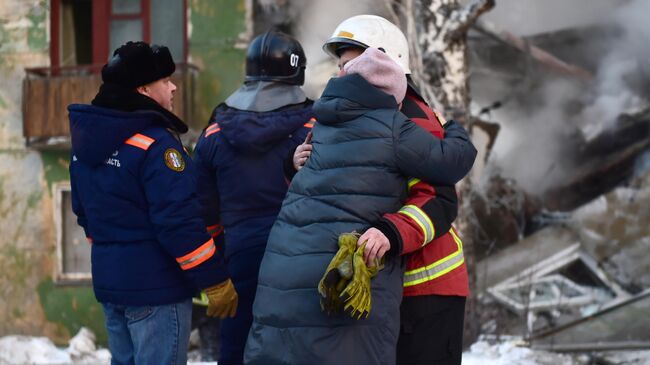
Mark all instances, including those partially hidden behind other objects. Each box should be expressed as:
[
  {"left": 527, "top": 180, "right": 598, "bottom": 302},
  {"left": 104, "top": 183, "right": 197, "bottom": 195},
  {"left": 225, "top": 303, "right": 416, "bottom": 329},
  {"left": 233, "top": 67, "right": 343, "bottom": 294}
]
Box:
[{"left": 323, "top": 14, "right": 411, "bottom": 74}]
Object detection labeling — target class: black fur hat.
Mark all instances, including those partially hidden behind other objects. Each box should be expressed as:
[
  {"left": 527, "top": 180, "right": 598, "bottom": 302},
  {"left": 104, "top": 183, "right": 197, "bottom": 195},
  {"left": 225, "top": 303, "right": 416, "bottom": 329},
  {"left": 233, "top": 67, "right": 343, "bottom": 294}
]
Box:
[{"left": 101, "top": 41, "right": 176, "bottom": 89}]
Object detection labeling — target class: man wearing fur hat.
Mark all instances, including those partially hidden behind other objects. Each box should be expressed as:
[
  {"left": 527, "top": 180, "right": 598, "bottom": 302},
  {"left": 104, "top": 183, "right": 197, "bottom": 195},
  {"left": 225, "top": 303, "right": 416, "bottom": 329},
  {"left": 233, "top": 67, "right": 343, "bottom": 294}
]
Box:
[{"left": 68, "top": 41, "right": 238, "bottom": 365}]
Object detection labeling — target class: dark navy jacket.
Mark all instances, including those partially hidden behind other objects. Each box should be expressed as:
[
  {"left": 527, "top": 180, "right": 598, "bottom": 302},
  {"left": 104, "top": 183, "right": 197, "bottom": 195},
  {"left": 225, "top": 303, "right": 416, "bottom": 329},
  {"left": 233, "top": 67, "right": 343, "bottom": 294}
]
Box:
[
  {"left": 193, "top": 102, "right": 314, "bottom": 257},
  {"left": 68, "top": 104, "right": 228, "bottom": 306}
]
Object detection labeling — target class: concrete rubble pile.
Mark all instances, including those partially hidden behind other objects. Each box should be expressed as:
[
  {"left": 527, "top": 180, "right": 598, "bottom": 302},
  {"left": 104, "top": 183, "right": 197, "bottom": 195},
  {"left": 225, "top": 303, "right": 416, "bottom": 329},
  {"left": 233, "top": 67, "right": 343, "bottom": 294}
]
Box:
[{"left": 467, "top": 20, "right": 650, "bottom": 356}]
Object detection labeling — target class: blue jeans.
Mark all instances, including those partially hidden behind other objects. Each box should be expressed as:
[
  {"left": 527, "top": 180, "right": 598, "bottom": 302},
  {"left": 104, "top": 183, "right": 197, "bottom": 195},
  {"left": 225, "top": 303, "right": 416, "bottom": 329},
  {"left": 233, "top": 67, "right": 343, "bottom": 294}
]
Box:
[{"left": 102, "top": 299, "right": 192, "bottom": 365}]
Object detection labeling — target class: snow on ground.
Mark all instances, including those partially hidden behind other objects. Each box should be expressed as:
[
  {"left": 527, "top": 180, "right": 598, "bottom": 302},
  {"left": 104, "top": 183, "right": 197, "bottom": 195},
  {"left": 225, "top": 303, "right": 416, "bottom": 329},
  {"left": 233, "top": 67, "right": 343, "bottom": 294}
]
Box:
[
  {"left": 0, "top": 329, "right": 110, "bottom": 365},
  {"left": 599, "top": 351, "right": 650, "bottom": 365},
  {"left": 463, "top": 340, "right": 650, "bottom": 365},
  {"left": 463, "top": 341, "right": 575, "bottom": 365},
  {"left": 1, "top": 330, "right": 649, "bottom": 365},
  {"left": 0, "top": 329, "right": 216, "bottom": 365}
]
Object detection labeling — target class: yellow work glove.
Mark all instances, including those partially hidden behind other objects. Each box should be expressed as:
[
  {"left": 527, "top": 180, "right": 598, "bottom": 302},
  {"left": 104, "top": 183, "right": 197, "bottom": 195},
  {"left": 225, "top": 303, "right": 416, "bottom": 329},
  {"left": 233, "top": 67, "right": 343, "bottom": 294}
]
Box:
[
  {"left": 318, "top": 232, "right": 358, "bottom": 315},
  {"left": 340, "top": 242, "right": 383, "bottom": 320},
  {"left": 205, "top": 279, "right": 239, "bottom": 318}
]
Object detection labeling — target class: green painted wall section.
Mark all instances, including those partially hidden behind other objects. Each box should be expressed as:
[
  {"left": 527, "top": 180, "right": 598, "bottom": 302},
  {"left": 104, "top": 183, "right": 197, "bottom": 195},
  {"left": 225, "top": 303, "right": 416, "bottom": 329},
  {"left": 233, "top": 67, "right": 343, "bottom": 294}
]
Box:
[
  {"left": 0, "top": 242, "right": 32, "bottom": 289},
  {"left": 27, "top": 1, "right": 47, "bottom": 51},
  {"left": 41, "top": 150, "right": 70, "bottom": 195},
  {"left": 37, "top": 279, "right": 107, "bottom": 346},
  {"left": 190, "top": 0, "right": 247, "bottom": 127}
]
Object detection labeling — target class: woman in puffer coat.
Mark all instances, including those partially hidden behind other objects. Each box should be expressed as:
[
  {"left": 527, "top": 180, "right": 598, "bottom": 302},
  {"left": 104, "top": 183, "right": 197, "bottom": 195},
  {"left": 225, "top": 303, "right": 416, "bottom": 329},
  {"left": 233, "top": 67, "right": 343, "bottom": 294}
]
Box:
[{"left": 245, "top": 48, "right": 477, "bottom": 365}]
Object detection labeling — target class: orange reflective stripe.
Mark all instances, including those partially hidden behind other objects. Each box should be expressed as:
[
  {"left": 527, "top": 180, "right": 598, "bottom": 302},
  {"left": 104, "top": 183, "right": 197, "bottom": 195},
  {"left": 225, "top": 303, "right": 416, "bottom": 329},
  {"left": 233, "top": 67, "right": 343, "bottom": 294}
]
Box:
[
  {"left": 206, "top": 224, "right": 223, "bottom": 237},
  {"left": 205, "top": 127, "right": 221, "bottom": 137},
  {"left": 303, "top": 118, "right": 316, "bottom": 128},
  {"left": 205, "top": 124, "right": 221, "bottom": 137},
  {"left": 176, "top": 238, "right": 216, "bottom": 270},
  {"left": 125, "top": 133, "right": 155, "bottom": 150}
]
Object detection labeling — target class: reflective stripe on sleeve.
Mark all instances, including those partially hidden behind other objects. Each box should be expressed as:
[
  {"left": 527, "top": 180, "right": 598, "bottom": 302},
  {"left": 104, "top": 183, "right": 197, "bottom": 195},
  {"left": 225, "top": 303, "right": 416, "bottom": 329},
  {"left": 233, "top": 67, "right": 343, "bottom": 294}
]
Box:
[
  {"left": 407, "top": 178, "right": 421, "bottom": 192},
  {"left": 125, "top": 133, "right": 155, "bottom": 150},
  {"left": 175, "top": 238, "right": 216, "bottom": 270},
  {"left": 206, "top": 224, "right": 223, "bottom": 237},
  {"left": 403, "top": 228, "right": 465, "bottom": 287},
  {"left": 398, "top": 204, "right": 435, "bottom": 246},
  {"left": 303, "top": 117, "right": 316, "bottom": 128},
  {"left": 205, "top": 124, "right": 221, "bottom": 137}
]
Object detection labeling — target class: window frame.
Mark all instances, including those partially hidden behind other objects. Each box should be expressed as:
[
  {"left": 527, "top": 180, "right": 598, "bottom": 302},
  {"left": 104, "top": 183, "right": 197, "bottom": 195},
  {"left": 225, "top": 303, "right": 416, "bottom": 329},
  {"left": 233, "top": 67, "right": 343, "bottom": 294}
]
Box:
[
  {"left": 53, "top": 181, "right": 92, "bottom": 284},
  {"left": 50, "top": 0, "right": 188, "bottom": 69}
]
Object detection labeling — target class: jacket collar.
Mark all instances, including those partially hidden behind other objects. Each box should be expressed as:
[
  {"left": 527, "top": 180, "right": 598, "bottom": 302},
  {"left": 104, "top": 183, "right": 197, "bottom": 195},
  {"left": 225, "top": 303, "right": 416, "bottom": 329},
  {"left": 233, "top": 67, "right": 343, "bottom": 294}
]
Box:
[
  {"left": 91, "top": 82, "right": 188, "bottom": 133},
  {"left": 312, "top": 74, "right": 398, "bottom": 125}
]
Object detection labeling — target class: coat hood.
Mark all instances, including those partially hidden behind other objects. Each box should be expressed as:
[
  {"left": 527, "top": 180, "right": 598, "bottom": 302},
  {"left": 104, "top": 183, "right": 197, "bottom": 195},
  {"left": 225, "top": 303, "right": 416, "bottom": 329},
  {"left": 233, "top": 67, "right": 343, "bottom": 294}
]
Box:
[
  {"left": 68, "top": 104, "right": 161, "bottom": 165},
  {"left": 312, "top": 73, "right": 398, "bottom": 126},
  {"left": 216, "top": 104, "right": 314, "bottom": 154}
]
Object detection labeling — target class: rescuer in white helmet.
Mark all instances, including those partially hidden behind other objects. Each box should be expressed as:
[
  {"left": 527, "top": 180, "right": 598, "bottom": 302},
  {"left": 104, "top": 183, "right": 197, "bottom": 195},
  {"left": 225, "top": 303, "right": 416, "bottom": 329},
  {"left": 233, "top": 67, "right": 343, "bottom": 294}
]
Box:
[{"left": 315, "top": 15, "right": 470, "bottom": 365}]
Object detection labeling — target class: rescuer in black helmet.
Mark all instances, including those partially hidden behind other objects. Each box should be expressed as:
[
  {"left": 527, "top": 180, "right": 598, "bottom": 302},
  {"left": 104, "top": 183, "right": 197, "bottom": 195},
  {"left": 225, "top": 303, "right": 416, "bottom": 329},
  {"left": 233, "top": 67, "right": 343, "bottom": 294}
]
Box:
[
  {"left": 245, "top": 30, "right": 307, "bottom": 85},
  {"left": 192, "top": 31, "right": 314, "bottom": 365}
]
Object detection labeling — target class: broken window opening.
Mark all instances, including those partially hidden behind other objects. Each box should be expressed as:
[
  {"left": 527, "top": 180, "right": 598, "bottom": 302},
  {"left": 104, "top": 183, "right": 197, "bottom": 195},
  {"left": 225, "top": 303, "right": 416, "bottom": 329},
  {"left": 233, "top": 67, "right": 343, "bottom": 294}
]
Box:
[{"left": 487, "top": 243, "right": 629, "bottom": 335}]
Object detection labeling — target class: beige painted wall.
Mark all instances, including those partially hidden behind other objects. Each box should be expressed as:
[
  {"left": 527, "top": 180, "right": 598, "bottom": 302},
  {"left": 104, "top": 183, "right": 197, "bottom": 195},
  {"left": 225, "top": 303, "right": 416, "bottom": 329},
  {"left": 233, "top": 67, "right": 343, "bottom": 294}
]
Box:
[{"left": 0, "top": 0, "right": 66, "bottom": 340}]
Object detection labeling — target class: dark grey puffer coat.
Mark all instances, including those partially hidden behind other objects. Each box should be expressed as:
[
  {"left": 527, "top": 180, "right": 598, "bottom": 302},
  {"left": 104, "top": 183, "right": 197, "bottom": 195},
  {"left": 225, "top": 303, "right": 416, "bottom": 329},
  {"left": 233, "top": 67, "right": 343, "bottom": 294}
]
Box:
[{"left": 245, "top": 74, "right": 476, "bottom": 365}]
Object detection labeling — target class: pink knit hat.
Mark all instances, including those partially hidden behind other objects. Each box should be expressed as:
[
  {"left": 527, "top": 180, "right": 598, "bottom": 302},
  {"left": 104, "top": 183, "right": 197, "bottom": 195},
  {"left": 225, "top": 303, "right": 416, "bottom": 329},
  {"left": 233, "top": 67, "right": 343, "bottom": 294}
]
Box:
[{"left": 342, "top": 47, "right": 407, "bottom": 104}]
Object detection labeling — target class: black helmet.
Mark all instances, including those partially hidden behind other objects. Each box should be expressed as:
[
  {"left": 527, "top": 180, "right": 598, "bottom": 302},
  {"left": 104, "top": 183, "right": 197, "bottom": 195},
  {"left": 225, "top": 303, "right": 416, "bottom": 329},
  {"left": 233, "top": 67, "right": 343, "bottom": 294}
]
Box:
[{"left": 245, "top": 31, "right": 306, "bottom": 85}]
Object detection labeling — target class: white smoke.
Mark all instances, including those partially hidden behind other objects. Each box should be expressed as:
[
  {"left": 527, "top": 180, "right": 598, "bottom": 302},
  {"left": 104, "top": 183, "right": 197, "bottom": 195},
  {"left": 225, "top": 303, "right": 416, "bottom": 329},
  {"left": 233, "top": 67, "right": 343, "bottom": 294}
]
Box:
[
  {"left": 576, "top": 0, "right": 650, "bottom": 140},
  {"left": 278, "top": 0, "right": 649, "bottom": 195},
  {"left": 482, "top": 0, "right": 650, "bottom": 195},
  {"left": 478, "top": 0, "right": 624, "bottom": 37},
  {"left": 484, "top": 79, "right": 582, "bottom": 194}
]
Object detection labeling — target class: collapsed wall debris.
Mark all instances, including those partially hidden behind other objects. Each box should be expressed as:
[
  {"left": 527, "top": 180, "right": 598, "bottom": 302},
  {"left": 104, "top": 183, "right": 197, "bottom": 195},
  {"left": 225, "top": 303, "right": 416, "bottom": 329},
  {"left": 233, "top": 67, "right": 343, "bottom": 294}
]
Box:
[
  {"left": 476, "top": 171, "right": 650, "bottom": 347},
  {"left": 544, "top": 109, "right": 650, "bottom": 211},
  {"left": 531, "top": 289, "right": 650, "bottom": 352},
  {"left": 467, "top": 17, "right": 650, "bottom": 353},
  {"left": 470, "top": 175, "right": 541, "bottom": 258},
  {"left": 468, "top": 21, "right": 650, "bottom": 255}
]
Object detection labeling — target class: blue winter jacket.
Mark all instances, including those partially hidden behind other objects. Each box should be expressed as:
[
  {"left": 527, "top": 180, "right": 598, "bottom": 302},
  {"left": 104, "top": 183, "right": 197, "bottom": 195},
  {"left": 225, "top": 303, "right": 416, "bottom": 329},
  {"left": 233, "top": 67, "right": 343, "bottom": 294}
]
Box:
[
  {"left": 68, "top": 104, "right": 228, "bottom": 306},
  {"left": 193, "top": 102, "right": 314, "bottom": 257}
]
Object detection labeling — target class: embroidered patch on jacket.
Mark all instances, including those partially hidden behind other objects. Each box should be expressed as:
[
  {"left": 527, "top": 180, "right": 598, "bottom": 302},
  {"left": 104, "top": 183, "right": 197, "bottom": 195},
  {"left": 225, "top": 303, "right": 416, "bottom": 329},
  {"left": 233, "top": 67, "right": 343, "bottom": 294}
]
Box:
[{"left": 164, "top": 148, "right": 186, "bottom": 172}]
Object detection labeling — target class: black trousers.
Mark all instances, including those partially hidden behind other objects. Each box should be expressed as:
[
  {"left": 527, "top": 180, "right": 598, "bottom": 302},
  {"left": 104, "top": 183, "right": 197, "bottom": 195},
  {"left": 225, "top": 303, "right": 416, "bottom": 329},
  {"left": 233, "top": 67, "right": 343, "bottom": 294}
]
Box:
[{"left": 396, "top": 295, "right": 466, "bottom": 365}]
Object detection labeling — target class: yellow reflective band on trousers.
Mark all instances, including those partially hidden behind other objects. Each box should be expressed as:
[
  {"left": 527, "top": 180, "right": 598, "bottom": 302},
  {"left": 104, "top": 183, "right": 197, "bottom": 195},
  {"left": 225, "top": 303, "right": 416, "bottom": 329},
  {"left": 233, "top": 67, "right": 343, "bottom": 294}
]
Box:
[
  {"left": 398, "top": 204, "right": 435, "bottom": 246},
  {"left": 403, "top": 228, "right": 465, "bottom": 287}
]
